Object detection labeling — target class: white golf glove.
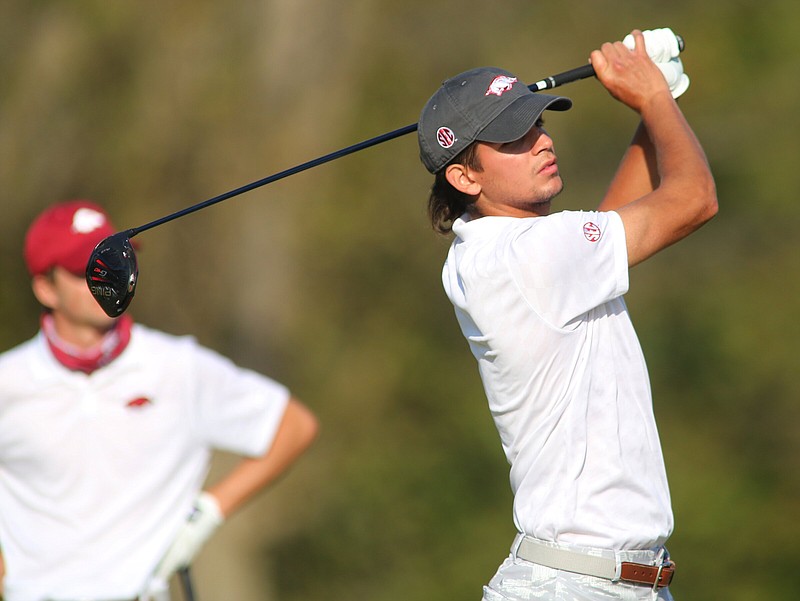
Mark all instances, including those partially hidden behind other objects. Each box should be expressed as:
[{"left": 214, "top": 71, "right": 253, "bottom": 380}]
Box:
[
  {"left": 152, "top": 492, "right": 224, "bottom": 582},
  {"left": 140, "top": 577, "right": 170, "bottom": 601},
  {"left": 623, "top": 27, "right": 690, "bottom": 98},
  {"left": 656, "top": 56, "right": 690, "bottom": 98},
  {"left": 623, "top": 27, "right": 682, "bottom": 62}
]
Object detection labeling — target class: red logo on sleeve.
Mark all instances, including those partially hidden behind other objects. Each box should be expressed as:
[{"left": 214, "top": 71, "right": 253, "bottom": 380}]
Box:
[{"left": 583, "top": 222, "right": 601, "bottom": 242}]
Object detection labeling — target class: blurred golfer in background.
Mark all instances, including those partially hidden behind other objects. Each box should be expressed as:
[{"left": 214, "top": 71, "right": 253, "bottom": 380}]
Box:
[{"left": 0, "top": 200, "right": 318, "bottom": 601}]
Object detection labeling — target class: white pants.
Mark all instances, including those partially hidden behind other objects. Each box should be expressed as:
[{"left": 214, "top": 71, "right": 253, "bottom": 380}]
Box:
[{"left": 482, "top": 537, "right": 675, "bottom": 601}]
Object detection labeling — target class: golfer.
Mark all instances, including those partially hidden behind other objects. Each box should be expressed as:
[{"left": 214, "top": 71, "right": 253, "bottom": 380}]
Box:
[
  {"left": 0, "top": 200, "right": 319, "bottom": 601},
  {"left": 417, "top": 30, "right": 717, "bottom": 600}
]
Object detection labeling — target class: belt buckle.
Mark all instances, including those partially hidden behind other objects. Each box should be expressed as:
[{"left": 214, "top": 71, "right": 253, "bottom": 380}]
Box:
[{"left": 653, "top": 559, "right": 676, "bottom": 591}]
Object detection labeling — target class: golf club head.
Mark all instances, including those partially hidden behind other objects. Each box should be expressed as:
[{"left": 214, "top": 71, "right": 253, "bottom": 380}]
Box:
[{"left": 85, "top": 231, "right": 139, "bottom": 317}]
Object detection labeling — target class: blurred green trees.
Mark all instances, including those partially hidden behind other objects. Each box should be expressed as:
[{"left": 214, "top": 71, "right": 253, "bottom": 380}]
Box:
[{"left": 2, "top": 1, "right": 798, "bottom": 599}]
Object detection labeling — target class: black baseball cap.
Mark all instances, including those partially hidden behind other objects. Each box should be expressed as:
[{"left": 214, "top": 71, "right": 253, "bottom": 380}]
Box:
[{"left": 418, "top": 67, "right": 572, "bottom": 174}]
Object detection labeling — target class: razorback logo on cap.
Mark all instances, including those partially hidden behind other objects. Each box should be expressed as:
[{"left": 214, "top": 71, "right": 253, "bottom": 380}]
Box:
[
  {"left": 485, "top": 75, "right": 518, "bottom": 97},
  {"left": 71, "top": 207, "right": 107, "bottom": 234}
]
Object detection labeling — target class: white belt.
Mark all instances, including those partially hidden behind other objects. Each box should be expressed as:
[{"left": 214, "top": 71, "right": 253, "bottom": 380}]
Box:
[
  {"left": 514, "top": 536, "right": 676, "bottom": 589},
  {"left": 516, "top": 536, "right": 619, "bottom": 579}
]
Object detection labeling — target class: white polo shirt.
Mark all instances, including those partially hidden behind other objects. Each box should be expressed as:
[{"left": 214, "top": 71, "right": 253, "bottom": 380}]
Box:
[
  {"left": 0, "top": 324, "right": 290, "bottom": 601},
  {"left": 443, "top": 210, "right": 672, "bottom": 550}
]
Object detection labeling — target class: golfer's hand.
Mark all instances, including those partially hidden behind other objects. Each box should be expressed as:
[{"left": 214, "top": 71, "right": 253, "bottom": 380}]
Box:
[
  {"left": 621, "top": 28, "right": 690, "bottom": 98},
  {"left": 590, "top": 30, "right": 674, "bottom": 112},
  {"left": 141, "top": 577, "right": 170, "bottom": 601},
  {"left": 152, "top": 492, "right": 224, "bottom": 582}
]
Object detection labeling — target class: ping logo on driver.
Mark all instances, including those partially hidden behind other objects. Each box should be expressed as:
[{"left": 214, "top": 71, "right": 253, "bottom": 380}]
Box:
[{"left": 90, "top": 284, "right": 119, "bottom": 299}]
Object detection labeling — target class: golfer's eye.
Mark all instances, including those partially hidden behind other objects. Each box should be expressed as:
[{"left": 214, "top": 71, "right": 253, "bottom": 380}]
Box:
[
  {"left": 500, "top": 138, "right": 525, "bottom": 151},
  {"left": 535, "top": 117, "right": 545, "bottom": 128}
]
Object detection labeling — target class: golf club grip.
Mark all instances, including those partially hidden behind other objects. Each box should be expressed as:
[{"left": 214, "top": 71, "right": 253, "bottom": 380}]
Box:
[
  {"left": 530, "top": 30, "right": 685, "bottom": 92},
  {"left": 528, "top": 63, "right": 596, "bottom": 92}
]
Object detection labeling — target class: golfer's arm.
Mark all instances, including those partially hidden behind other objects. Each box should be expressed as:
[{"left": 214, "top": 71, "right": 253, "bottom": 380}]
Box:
[
  {"left": 614, "top": 92, "right": 717, "bottom": 267},
  {"left": 597, "top": 120, "right": 658, "bottom": 212},
  {"left": 207, "top": 397, "right": 318, "bottom": 517}
]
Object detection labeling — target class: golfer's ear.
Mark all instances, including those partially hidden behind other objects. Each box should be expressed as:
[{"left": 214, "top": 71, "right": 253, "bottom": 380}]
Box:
[
  {"left": 445, "top": 163, "right": 481, "bottom": 196},
  {"left": 31, "top": 274, "right": 57, "bottom": 310}
]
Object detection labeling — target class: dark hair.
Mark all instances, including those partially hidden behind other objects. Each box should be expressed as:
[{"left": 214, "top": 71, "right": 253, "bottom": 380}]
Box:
[{"left": 427, "top": 142, "right": 482, "bottom": 235}]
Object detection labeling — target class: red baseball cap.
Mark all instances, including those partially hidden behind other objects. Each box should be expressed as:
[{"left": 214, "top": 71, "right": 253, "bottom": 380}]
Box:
[{"left": 24, "top": 200, "right": 117, "bottom": 276}]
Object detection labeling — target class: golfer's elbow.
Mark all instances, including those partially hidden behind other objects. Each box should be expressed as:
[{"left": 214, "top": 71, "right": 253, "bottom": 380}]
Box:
[
  {"left": 672, "top": 166, "right": 717, "bottom": 229},
  {"left": 696, "top": 172, "right": 718, "bottom": 226},
  {"left": 286, "top": 397, "right": 319, "bottom": 453}
]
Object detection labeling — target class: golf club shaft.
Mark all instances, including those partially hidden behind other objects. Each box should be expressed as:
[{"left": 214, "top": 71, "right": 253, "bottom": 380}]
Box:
[
  {"left": 128, "top": 63, "right": 598, "bottom": 238},
  {"left": 179, "top": 567, "right": 196, "bottom": 601}
]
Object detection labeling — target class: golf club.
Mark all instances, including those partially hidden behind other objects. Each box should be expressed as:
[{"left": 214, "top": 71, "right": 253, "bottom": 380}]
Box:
[
  {"left": 86, "top": 31, "right": 684, "bottom": 317},
  {"left": 179, "top": 567, "right": 196, "bottom": 601}
]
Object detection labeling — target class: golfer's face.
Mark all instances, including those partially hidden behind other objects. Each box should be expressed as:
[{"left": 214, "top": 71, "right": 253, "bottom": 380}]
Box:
[
  {"left": 46, "top": 266, "right": 118, "bottom": 330},
  {"left": 473, "top": 122, "right": 563, "bottom": 215}
]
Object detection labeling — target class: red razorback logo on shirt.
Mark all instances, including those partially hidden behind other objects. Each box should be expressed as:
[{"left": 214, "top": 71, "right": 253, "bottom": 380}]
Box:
[{"left": 126, "top": 397, "right": 152, "bottom": 408}]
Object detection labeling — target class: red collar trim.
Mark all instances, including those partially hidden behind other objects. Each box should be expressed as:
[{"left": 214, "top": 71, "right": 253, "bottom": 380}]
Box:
[{"left": 41, "top": 314, "right": 133, "bottom": 374}]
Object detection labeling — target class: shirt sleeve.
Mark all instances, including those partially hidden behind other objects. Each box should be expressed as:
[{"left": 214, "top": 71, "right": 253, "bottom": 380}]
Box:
[
  {"left": 188, "top": 343, "right": 290, "bottom": 457},
  {"left": 506, "top": 210, "right": 629, "bottom": 328}
]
